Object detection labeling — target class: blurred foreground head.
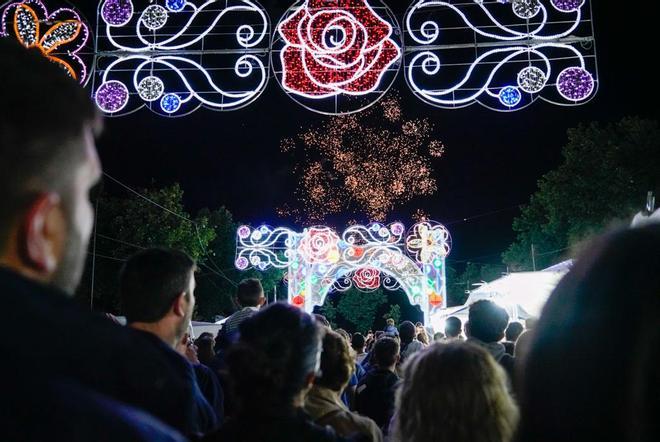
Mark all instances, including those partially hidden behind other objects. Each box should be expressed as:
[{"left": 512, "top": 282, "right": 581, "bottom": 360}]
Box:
[
  {"left": 0, "top": 39, "right": 101, "bottom": 294},
  {"left": 394, "top": 342, "right": 518, "bottom": 442},
  {"left": 517, "top": 225, "right": 660, "bottom": 442},
  {"left": 227, "top": 303, "right": 322, "bottom": 414}
]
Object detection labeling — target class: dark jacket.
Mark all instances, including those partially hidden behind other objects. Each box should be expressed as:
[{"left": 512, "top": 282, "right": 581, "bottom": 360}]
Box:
[
  {"left": 203, "top": 409, "right": 356, "bottom": 442},
  {"left": 0, "top": 267, "right": 215, "bottom": 436},
  {"left": 355, "top": 368, "right": 400, "bottom": 431}
]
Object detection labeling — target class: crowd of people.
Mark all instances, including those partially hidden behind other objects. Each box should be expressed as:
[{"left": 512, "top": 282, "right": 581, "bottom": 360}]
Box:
[{"left": 1, "top": 39, "right": 658, "bottom": 441}]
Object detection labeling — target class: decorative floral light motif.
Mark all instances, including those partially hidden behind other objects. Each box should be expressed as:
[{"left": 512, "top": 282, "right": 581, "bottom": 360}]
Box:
[
  {"left": 499, "top": 86, "right": 522, "bottom": 107},
  {"left": 556, "top": 67, "right": 594, "bottom": 101},
  {"left": 137, "top": 76, "right": 165, "bottom": 101},
  {"left": 236, "top": 222, "right": 451, "bottom": 324},
  {"left": 298, "top": 227, "right": 340, "bottom": 264},
  {"left": 353, "top": 267, "right": 381, "bottom": 290},
  {"left": 95, "top": 80, "right": 130, "bottom": 112},
  {"left": 406, "top": 222, "right": 451, "bottom": 265},
  {"left": 160, "top": 93, "right": 182, "bottom": 113},
  {"left": 166, "top": 0, "right": 186, "bottom": 12},
  {"left": 277, "top": 0, "right": 401, "bottom": 99},
  {"left": 0, "top": 0, "right": 89, "bottom": 83}
]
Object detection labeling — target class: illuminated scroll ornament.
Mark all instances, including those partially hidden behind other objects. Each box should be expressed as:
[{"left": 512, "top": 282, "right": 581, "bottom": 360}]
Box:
[
  {"left": 235, "top": 221, "right": 451, "bottom": 325},
  {"left": 0, "top": 0, "right": 91, "bottom": 84},
  {"left": 93, "top": 0, "right": 270, "bottom": 117},
  {"left": 273, "top": 0, "right": 402, "bottom": 115},
  {"left": 404, "top": 0, "right": 597, "bottom": 111}
]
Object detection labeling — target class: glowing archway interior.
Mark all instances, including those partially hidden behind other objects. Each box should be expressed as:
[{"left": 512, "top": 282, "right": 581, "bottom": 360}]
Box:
[{"left": 235, "top": 222, "right": 451, "bottom": 325}]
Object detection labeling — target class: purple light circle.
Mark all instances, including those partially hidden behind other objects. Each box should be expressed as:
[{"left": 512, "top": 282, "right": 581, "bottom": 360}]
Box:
[
  {"left": 551, "top": 0, "right": 584, "bottom": 12},
  {"left": 391, "top": 223, "right": 405, "bottom": 236},
  {"left": 557, "top": 67, "right": 594, "bottom": 101},
  {"left": 237, "top": 225, "right": 251, "bottom": 239},
  {"left": 95, "top": 81, "right": 129, "bottom": 113},
  {"left": 235, "top": 257, "right": 249, "bottom": 270},
  {"left": 101, "top": 0, "right": 134, "bottom": 27}
]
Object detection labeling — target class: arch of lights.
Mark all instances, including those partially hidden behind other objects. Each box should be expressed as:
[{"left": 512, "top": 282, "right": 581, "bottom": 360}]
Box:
[
  {"left": 0, "top": 0, "right": 597, "bottom": 115},
  {"left": 235, "top": 222, "right": 451, "bottom": 325}
]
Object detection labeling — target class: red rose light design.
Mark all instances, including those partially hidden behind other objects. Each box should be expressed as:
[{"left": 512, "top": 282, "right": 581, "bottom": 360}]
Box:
[
  {"left": 353, "top": 267, "right": 381, "bottom": 290},
  {"left": 278, "top": 0, "right": 401, "bottom": 98},
  {"left": 298, "top": 227, "right": 340, "bottom": 264}
]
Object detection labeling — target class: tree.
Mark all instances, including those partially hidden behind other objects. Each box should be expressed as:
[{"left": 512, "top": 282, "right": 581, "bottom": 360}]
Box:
[
  {"left": 78, "top": 184, "right": 216, "bottom": 314},
  {"left": 503, "top": 117, "right": 660, "bottom": 270},
  {"left": 447, "top": 263, "right": 506, "bottom": 306},
  {"left": 382, "top": 304, "right": 401, "bottom": 325}
]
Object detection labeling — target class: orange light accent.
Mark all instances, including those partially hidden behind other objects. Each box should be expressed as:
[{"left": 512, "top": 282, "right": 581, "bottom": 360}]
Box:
[
  {"left": 40, "top": 20, "right": 82, "bottom": 54},
  {"left": 14, "top": 4, "right": 39, "bottom": 48},
  {"left": 46, "top": 55, "right": 77, "bottom": 80}
]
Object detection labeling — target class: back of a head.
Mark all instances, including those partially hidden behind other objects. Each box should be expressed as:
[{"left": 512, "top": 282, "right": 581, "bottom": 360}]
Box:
[
  {"left": 236, "top": 278, "right": 263, "bottom": 307},
  {"left": 227, "top": 302, "right": 322, "bottom": 413},
  {"left": 316, "top": 330, "right": 354, "bottom": 392},
  {"left": 505, "top": 322, "right": 524, "bottom": 342},
  {"left": 395, "top": 343, "right": 518, "bottom": 442},
  {"left": 373, "top": 337, "right": 400, "bottom": 368},
  {"left": 517, "top": 225, "right": 660, "bottom": 442},
  {"left": 399, "top": 321, "right": 417, "bottom": 343},
  {"left": 351, "top": 333, "right": 366, "bottom": 351},
  {"left": 0, "top": 40, "right": 98, "bottom": 252},
  {"left": 468, "top": 300, "right": 509, "bottom": 343},
  {"left": 119, "top": 248, "right": 195, "bottom": 323},
  {"left": 445, "top": 316, "right": 462, "bottom": 338}
]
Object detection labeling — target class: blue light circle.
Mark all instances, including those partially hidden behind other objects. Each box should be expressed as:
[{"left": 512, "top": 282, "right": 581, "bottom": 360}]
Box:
[
  {"left": 160, "top": 93, "right": 181, "bottom": 114},
  {"left": 166, "top": 0, "right": 185, "bottom": 12},
  {"left": 499, "top": 86, "right": 522, "bottom": 107}
]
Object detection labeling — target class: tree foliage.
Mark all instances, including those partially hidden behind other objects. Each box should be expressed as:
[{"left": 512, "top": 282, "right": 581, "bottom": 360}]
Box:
[
  {"left": 382, "top": 304, "right": 401, "bottom": 324},
  {"left": 503, "top": 117, "right": 660, "bottom": 270}
]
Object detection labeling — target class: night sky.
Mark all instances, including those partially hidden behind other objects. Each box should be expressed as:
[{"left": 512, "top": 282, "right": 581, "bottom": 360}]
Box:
[{"left": 73, "top": 1, "right": 659, "bottom": 268}]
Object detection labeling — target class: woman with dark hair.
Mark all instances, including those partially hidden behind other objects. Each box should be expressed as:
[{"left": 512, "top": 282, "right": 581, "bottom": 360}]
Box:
[
  {"left": 305, "top": 330, "right": 382, "bottom": 442},
  {"left": 393, "top": 342, "right": 518, "bottom": 442},
  {"left": 203, "top": 303, "right": 347, "bottom": 442},
  {"left": 517, "top": 225, "right": 660, "bottom": 442}
]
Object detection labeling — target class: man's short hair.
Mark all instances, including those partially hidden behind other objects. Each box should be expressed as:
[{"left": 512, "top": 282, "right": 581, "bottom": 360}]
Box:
[
  {"left": 0, "top": 40, "right": 99, "bottom": 252},
  {"left": 351, "top": 333, "right": 366, "bottom": 351},
  {"left": 120, "top": 248, "right": 196, "bottom": 323},
  {"left": 399, "top": 321, "right": 417, "bottom": 342},
  {"left": 468, "top": 300, "right": 510, "bottom": 343},
  {"left": 373, "top": 337, "right": 400, "bottom": 368},
  {"left": 505, "top": 321, "right": 524, "bottom": 341},
  {"left": 236, "top": 278, "right": 263, "bottom": 307},
  {"left": 445, "top": 316, "right": 462, "bottom": 338},
  {"left": 316, "top": 330, "right": 354, "bottom": 392}
]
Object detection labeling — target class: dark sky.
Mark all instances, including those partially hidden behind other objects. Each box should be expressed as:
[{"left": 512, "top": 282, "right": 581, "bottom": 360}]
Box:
[{"left": 74, "top": 1, "right": 659, "bottom": 268}]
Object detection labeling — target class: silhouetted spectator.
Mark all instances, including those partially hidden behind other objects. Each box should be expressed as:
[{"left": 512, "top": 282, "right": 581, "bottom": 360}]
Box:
[
  {"left": 0, "top": 39, "right": 185, "bottom": 440},
  {"left": 223, "top": 278, "right": 265, "bottom": 337},
  {"left": 517, "top": 225, "right": 660, "bottom": 442},
  {"left": 444, "top": 316, "right": 463, "bottom": 341},
  {"left": 399, "top": 321, "right": 424, "bottom": 363},
  {"left": 305, "top": 330, "right": 383, "bottom": 442},
  {"left": 393, "top": 343, "right": 518, "bottom": 442},
  {"left": 352, "top": 333, "right": 368, "bottom": 365},
  {"left": 120, "top": 248, "right": 218, "bottom": 433},
  {"left": 356, "top": 337, "right": 400, "bottom": 433},
  {"left": 203, "top": 303, "right": 346, "bottom": 442},
  {"left": 466, "top": 301, "right": 515, "bottom": 379},
  {"left": 503, "top": 321, "right": 524, "bottom": 355}
]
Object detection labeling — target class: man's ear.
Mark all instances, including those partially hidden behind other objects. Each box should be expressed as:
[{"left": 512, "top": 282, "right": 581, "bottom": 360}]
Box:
[
  {"left": 22, "top": 193, "right": 63, "bottom": 274},
  {"left": 172, "top": 292, "right": 187, "bottom": 317},
  {"left": 258, "top": 295, "right": 266, "bottom": 307}
]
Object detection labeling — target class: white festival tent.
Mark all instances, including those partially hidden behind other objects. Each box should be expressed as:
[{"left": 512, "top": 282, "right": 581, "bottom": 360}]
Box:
[{"left": 429, "top": 262, "right": 572, "bottom": 333}]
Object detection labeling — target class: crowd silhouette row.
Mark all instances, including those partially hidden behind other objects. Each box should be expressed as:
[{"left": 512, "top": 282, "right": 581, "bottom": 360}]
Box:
[{"left": 1, "top": 39, "right": 658, "bottom": 441}]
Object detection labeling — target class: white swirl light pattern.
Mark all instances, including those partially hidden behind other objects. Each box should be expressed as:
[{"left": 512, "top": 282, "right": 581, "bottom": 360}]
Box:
[
  {"left": 404, "top": 0, "right": 597, "bottom": 111},
  {"left": 93, "top": 0, "right": 270, "bottom": 116},
  {"left": 235, "top": 221, "right": 451, "bottom": 325}
]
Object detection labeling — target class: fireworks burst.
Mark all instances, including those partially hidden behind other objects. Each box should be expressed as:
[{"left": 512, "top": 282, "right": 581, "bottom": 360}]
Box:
[{"left": 280, "top": 92, "right": 446, "bottom": 223}]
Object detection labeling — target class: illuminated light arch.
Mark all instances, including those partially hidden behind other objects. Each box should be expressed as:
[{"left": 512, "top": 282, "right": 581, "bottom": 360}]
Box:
[
  {"left": 404, "top": 0, "right": 598, "bottom": 111},
  {"left": 0, "top": 0, "right": 93, "bottom": 84},
  {"left": 93, "top": 0, "right": 271, "bottom": 117},
  {"left": 235, "top": 221, "right": 451, "bottom": 325},
  {"left": 271, "top": 0, "right": 403, "bottom": 115}
]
